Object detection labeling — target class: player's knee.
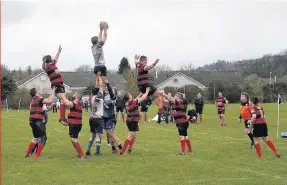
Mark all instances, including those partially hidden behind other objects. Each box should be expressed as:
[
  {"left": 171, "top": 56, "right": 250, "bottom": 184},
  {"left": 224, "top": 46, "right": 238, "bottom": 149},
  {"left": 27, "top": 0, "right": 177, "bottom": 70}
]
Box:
[
  {"left": 39, "top": 136, "right": 47, "bottom": 145},
  {"left": 70, "top": 138, "right": 77, "bottom": 143},
  {"left": 179, "top": 135, "right": 185, "bottom": 140},
  {"left": 262, "top": 137, "right": 268, "bottom": 143}
]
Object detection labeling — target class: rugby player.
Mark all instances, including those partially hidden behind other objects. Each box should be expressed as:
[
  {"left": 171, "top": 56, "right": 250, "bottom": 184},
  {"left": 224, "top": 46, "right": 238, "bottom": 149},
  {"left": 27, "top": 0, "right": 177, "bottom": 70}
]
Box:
[
  {"left": 25, "top": 87, "right": 55, "bottom": 158},
  {"left": 163, "top": 92, "right": 192, "bottom": 155},
  {"left": 215, "top": 92, "right": 228, "bottom": 127},
  {"left": 249, "top": 97, "right": 280, "bottom": 158},
  {"left": 120, "top": 88, "right": 150, "bottom": 155},
  {"left": 62, "top": 92, "right": 85, "bottom": 159},
  {"left": 91, "top": 23, "right": 108, "bottom": 80},
  {"left": 115, "top": 92, "right": 125, "bottom": 122},
  {"left": 238, "top": 92, "right": 255, "bottom": 148},
  {"left": 134, "top": 55, "right": 163, "bottom": 109},
  {"left": 194, "top": 93, "right": 204, "bottom": 123},
  {"left": 85, "top": 76, "right": 105, "bottom": 156},
  {"left": 42, "top": 45, "right": 68, "bottom": 126}
]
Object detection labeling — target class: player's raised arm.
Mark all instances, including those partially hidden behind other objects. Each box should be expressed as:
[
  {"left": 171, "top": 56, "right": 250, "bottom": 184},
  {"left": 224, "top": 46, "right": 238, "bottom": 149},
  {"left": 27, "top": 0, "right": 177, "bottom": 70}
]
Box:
[
  {"left": 137, "top": 88, "right": 150, "bottom": 103},
  {"left": 42, "top": 56, "right": 46, "bottom": 70},
  {"left": 61, "top": 95, "right": 74, "bottom": 108},
  {"left": 134, "top": 54, "right": 140, "bottom": 68},
  {"left": 101, "top": 28, "right": 107, "bottom": 42},
  {"left": 53, "top": 45, "right": 62, "bottom": 64},
  {"left": 42, "top": 87, "right": 56, "bottom": 104},
  {"left": 144, "top": 59, "right": 159, "bottom": 71}
]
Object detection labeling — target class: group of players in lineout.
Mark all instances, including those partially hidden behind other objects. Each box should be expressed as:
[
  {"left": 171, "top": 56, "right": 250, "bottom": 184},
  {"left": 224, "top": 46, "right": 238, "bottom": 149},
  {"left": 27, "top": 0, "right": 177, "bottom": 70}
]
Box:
[{"left": 25, "top": 22, "right": 280, "bottom": 159}]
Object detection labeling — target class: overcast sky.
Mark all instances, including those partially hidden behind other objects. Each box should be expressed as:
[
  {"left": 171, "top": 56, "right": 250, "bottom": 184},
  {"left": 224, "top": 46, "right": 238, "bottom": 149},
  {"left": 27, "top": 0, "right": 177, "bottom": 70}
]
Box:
[{"left": 3, "top": 1, "right": 287, "bottom": 71}]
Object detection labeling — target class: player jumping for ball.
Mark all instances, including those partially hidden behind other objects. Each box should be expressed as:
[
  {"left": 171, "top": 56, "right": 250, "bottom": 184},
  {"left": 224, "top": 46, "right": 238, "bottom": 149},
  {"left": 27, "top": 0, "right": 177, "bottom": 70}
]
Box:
[
  {"left": 91, "top": 22, "right": 108, "bottom": 81},
  {"left": 42, "top": 45, "right": 68, "bottom": 126},
  {"left": 134, "top": 55, "right": 163, "bottom": 109}
]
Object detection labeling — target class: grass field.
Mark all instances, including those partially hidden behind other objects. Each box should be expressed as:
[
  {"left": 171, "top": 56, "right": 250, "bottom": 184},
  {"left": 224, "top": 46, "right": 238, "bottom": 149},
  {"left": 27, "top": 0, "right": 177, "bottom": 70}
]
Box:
[{"left": 2, "top": 103, "right": 287, "bottom": 185}]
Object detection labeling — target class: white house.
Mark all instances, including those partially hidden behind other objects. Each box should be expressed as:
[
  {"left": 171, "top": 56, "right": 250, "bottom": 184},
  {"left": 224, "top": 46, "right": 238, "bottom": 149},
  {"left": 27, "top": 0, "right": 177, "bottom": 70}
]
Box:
[{"left": 155, "top": 72, "right": 206, "bottom": 90}]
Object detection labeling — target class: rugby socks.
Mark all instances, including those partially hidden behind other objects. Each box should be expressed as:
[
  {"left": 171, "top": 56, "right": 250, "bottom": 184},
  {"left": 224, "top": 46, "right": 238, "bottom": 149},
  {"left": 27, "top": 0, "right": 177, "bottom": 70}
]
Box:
[
  {"left": 25, "top": 142, "right": 36, "bottom": 156},
  {"left": 266, "top": 140, "right": 278, "bottom": 154},
  {"left": 60, "top": 104, "right": 66, "bottom": 120},
  {"left": 247, "top": 133, "right": 254, "bottom": 143},
  {"left": 128, "top": 136, "right": 136, "bottom": 150},
  {"left": 34, "top": 144, "right": 44, "bottom": 158},
  {"left": 181, "top": 140, "right": 186, "bottom": 153},
  {"left": 118, "top": 144, "right": 123, "bottom": 150},
  {"left": 73, "top": 142, "right": 84, "bottom": 157},
  {"left": 86, "top": 135, "right": 95, "bottom": 153},
  {"left": 121, "top": 139, "right": 130, "bottom": 154},
  {"left": 144, "top": 114, "right": 147, "bottom": 122},
  {"left": 255, "top": 143, "right": 262, "bottom": 158},
  {"left": 95, "top": 140, "right": 101, "bottom": 154},
  {"left": 200, "top": 117, "right": 203, "bottom": 122},
  {"left": 185, "top": 139, "right": 192, "bottom": 152}
]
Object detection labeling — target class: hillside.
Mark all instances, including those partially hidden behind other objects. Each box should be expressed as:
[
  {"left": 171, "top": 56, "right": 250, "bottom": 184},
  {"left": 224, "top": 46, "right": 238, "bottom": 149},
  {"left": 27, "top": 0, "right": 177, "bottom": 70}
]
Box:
[{"left": 197, "top": 52, "right": 287, "bottom": 78}]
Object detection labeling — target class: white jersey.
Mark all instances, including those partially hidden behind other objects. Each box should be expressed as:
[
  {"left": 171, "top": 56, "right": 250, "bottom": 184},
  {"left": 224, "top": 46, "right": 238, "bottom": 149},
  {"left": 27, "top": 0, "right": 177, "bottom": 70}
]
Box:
[
  {"left": 90, "top": 92, "right": 104, "bottom": 117},
  {"left": 91, "top": 41, "right": 105, "bottom": 66}
]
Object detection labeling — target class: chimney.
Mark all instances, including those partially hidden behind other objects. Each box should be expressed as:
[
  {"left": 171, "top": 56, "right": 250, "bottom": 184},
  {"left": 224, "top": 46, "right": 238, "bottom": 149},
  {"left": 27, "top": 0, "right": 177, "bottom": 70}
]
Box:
[{"left": 156, "top": 71, "right": 158, "bottom": 79}]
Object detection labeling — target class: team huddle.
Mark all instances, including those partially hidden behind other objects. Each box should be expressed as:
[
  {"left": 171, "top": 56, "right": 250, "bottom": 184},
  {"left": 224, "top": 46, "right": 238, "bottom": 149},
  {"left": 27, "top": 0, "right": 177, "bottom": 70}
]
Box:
[{"left": 25, "top": 21, "right": 280, "bottom": 159}]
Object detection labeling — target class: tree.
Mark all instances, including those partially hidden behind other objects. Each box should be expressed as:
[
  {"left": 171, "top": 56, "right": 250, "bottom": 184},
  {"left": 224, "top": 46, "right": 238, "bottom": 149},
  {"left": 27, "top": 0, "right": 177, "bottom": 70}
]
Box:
[
  {"left": 117, "top": 57, "right": 131, "bottom": 75},
  {"left": 74, "top": 65, "right": 93, "bottom": 72},
  {"left": 26, "top": 65, "right": 32, "bottom": 75},
  {"left": 152, "top": 64, "right": 172, "bottom": 72},
  {"left": 123, "top": 69, "right": 139, "bottom": 97},
  {"left": 239, "top": 74, "right": 264, "bottom": 100},
  {"left": 179, "top": 62, "right": 195, "bottom": 71},
  {"left": 82, "top": 83, "right": 95, "bottom": 95},
  {"left": 2, "top": 73, "right": 17, "bottom": 101}
]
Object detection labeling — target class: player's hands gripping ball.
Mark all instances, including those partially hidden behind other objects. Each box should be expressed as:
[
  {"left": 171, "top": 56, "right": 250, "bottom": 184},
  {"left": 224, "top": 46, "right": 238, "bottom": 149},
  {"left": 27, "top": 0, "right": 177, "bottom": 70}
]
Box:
[{"left": 100, "top": 21, "right": 109, "bottom": 29}]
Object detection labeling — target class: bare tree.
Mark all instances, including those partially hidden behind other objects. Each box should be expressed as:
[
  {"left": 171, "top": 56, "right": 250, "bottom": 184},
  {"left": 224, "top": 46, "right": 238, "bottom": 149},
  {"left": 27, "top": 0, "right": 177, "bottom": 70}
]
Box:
[
  {"left": 178, "top": 62, "right": 195, "bottom": 71},
  {"left": 74, "top": 65, "right": 93, "bottom": 72},
  {"left": 152, "top": 64, "right": 172, "bottom": 72}
]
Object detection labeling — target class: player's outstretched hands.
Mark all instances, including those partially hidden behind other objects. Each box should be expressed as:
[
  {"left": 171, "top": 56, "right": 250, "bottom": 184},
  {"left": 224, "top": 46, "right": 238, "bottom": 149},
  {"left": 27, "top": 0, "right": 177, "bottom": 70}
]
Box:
[
  {"left": 153, "top": 59, "right": 160, "bottom": 65},
  {"left": 134, "top": 54, "right": 140, "bottom": 60},
  {"left": 58, "top": 45, "right": 62, "bottom": 53}
]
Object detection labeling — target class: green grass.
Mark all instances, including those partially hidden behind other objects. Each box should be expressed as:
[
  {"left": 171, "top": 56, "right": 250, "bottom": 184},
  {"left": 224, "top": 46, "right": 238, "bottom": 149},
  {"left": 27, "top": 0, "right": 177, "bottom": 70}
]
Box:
[{"left": 2, "top": 104, "right": 287, "bottom": 185}]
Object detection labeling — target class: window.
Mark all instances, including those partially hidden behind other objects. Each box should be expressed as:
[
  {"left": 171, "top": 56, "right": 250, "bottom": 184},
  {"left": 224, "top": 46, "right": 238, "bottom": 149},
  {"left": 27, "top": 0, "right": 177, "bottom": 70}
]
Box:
[{"left": 174, "top": 78, "right": 178, "bottom": 83}]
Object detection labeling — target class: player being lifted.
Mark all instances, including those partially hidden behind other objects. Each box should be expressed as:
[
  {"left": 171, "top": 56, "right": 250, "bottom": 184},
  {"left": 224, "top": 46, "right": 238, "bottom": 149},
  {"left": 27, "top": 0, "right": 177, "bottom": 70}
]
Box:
[
  {"left": 134, "top": 55, "right": 163, "bottom": 109},
  {"left": 91, "top": 22, "right": 108, "bottom": 81},
  {"left": 42, "top": 45, "right": 68, "bottom": 126}
]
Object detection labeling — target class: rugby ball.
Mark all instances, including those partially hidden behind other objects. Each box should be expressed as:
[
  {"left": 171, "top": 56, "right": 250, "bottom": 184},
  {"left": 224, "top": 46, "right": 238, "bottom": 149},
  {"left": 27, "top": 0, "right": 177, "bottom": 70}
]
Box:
[{"left": 100, "top": 21, "right": 108, "bottom": 29}]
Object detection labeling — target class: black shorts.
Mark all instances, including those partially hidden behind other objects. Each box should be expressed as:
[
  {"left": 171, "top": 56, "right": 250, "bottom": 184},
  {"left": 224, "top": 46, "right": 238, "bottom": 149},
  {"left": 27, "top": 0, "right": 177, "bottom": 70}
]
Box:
[
  {"left": 116, "top": 106, "right": 124, "bottom": 113},
  {"left": 244, "top": 120, "right": 251, "bottom": 128},
  {"left": 103, "top": 117, "right": 116, "bottom": 130},
  {"left": 218, "top": 110, "right": 225, "bottom": 115},
  {"left": 176, "top": 122, "right": 189, "bottom": 136},
  {"left": 253, "top": 123, "right": 268, "bottom": 138},
  {"left": 52, "top": 84, "right": 65, "bottom": 94},
  {"left": 138, "top": 84, "right": 157, "bottom": 96},
  {"left": 140, "top": 106, "right": 148, "bottom": 112},
  {"left": 29, "top": 119, "right": 46, "bottom": 138},
  {"left": 195, "top": 107, "right": 203, "bottom": 114},
  {"left": 94, "top": 65, "right": 107, "bottom": 76},
  {"left": 69, "top": 124, "right": 82, "bottom": 139},
  {"left": 89, "top": 117, "right": 104, "bottom": 134},
  {"left": 126, "top": 120, "right": 139, "bottom": 132}
]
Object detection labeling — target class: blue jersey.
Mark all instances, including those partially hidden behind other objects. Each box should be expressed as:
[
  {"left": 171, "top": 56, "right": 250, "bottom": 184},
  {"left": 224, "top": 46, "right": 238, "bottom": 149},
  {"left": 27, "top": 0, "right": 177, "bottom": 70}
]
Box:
[{"left": 103, "top": 98, "right": 115, "bottom": 119}]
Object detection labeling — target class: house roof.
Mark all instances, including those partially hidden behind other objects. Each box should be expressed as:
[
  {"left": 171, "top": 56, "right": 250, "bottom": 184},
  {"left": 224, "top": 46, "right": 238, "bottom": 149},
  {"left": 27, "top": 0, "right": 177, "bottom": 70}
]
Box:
[
  {"left": 17, "top": 69, "right": 244, "bottom": 91},
  {"left": 149, "top": 70, "right": 244, "bottom": 86},
  {"left": 17, "top": 70, "right": 126, "bottom": 90}
]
